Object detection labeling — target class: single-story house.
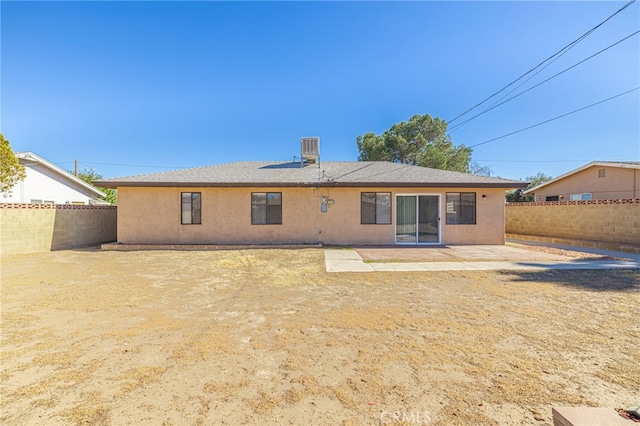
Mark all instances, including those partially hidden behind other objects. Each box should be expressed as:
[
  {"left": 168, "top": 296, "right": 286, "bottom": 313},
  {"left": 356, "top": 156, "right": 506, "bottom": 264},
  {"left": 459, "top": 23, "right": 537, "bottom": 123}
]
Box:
[
  {"left": 4, "top": 152, "right": 107, "bottom": 205},
  {"left": 524, "top": 161, "right": 640, "bottom": 202},
  {"left": 97, "top": 160, "right": 525, "bottom": 246}
]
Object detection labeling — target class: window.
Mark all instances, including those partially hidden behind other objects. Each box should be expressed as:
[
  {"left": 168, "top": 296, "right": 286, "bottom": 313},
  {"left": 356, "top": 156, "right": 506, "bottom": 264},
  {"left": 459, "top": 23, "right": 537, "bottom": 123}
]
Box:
[
  {"left": 570, "top": 193, "right": 592, "bottom": 201},
  {"left": 252, "top": 192, "right": 282, "bottom": 224},
  {"left": 44, "top": 200, "right": 55, "bottom": 205},
  {"left": 30, "top": 199, "right": 43, "bottom": 204},
  {"left": 361, "top": 192, "right": 391, "bottom": 224},
  {"left": 598, "top": 169, "right": 606, "bottom": 178},
  {"left": 181, "top": 192, "right": 201, "bottom": 224},
  {"left": 546, "top": 196, "right": 559, "bottom": 201},
  {"left": 446, "top": 192, "right": 476, "bottom": 224}
]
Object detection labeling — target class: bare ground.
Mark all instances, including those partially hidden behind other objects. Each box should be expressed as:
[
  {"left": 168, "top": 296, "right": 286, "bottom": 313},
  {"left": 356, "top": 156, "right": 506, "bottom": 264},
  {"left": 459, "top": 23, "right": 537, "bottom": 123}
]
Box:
[{"left": 1, "top": 248, "right": 638, "bottom": 425}]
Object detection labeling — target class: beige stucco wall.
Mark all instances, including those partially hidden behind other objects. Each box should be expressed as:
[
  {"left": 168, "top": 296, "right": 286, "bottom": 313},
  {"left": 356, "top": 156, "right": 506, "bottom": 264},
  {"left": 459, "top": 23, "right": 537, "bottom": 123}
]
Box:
[
  {"left": 0, "top": 204, "right": 117, "bottom": 256},
  {"left": 117, "top": 186, "right": 507, "bottom": 245},
  {"left": 531, "top": 166, "right": 640, "bottom": 201},
  {"left": 506, "top": 201, "right": 640, "bottom": 246}
]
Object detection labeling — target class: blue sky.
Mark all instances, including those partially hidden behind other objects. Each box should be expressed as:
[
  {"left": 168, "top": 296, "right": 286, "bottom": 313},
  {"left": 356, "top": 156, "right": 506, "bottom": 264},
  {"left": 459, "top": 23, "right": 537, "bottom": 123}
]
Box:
[{"left": 1, "top": 1, "right": 638, "bottom": 180}]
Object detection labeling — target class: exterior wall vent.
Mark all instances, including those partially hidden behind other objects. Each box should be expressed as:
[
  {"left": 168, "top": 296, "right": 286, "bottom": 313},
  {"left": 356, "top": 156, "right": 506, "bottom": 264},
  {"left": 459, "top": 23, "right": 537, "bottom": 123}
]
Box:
[{"left": 300, "top": 137, "right": 320, "bottom": 163}]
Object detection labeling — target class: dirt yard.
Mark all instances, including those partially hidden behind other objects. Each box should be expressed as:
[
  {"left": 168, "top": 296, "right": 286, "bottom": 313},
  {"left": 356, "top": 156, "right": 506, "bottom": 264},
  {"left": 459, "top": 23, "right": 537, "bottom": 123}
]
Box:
[{"left": 1, "top": 248, "right": 638, "bottom": 425}]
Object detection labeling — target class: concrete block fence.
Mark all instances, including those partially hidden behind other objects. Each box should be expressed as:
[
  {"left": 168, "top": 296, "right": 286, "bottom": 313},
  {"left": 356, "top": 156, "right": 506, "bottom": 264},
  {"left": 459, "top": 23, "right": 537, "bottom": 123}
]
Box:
[
  {"left": 0, "top": 203, "right": 117, "bottom": 256},
  {"left": 506, "top": 199, "right": 640, "bottom": 249}
]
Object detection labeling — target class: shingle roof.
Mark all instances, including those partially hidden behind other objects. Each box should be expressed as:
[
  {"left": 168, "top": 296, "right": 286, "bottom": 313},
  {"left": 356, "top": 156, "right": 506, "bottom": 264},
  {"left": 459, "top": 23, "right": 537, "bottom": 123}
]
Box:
[{"left": 95, "top": 161, "right": 527, "bottom": 189}]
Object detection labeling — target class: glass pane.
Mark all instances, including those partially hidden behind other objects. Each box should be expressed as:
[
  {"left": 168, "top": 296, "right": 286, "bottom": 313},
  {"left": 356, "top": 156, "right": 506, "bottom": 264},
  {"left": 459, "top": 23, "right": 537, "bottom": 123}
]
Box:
[
  {"left": 376, "top": 193, "right": 391, "bottom": 224},
  {"left": 267, "top": 192, "right": 281, "bottom": 205},
  {"left": 181, "top": 193, "right": 192, "bottom": 224},
  {"left": 361, "top": 193, "right": 376, "bottom": 224},
  {"left": 460, "top": 193, "right": 476, "bottom": 224},
  {"left": 418, "top": 196, "right": 439, "bottom": 242},
  {"left": 396, "top": 196, "right": 416, "bottom": 242},
  {"left": 191, "top": 193, "right": 201, "bottom": 224},
  {"left": 267, "top": 204, "right": 282, "bottom": 224},
  {"left": 446, "top": 193, "right": 460, "bottom": 224},
  {"left": 251, "top": 193, "right": 266, "bottom": 224},
  {"left": 581, "top": 193, "right": 591, "bottom": 200},
  {"left": 265, "top": 193, "right": 282, "bottom": 224}
]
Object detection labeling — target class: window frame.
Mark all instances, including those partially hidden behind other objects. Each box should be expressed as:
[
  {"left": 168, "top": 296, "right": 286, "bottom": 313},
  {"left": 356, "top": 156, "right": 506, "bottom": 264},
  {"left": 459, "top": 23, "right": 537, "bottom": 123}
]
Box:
[
  {"left": 445, "top": 192, "right": 477, "bottom": 225},
  {"left": 361, "top": 192, "right": 392, "bottom": 225},
  {"left": 570, "top": 193, "right": 592, "bottom": 201},
  {"left": 251, "top": 192, "right": 282, "bottom": 225},
  {"left": 181, "top": 192, "right": 202, "bottom": 225}
]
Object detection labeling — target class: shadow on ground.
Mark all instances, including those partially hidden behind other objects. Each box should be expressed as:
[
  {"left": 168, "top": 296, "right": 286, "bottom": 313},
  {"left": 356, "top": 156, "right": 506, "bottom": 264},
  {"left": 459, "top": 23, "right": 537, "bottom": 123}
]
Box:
[{"left": 503, "top": 268, "right": 640, "bottom": 292}]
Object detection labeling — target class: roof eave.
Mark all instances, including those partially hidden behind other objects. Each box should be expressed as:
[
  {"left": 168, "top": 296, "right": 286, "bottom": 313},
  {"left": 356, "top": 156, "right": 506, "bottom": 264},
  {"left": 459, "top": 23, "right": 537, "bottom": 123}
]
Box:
[
  {"left": 18, "top": 152, "right": 106, "bottom": 198},
  {"left": 95, "top": 181, "right": 527, "bottom": 189}
]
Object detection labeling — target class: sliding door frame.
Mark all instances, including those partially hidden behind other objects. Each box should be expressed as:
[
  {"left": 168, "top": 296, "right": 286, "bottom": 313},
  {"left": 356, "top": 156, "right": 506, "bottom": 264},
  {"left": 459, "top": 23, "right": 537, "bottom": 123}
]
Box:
[{"left": 395, "top": 193, "right": 441, "bottom": 245}]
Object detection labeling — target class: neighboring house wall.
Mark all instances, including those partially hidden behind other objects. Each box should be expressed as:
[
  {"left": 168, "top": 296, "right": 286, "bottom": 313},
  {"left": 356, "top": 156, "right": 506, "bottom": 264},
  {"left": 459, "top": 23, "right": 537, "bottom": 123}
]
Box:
[
  {"left": 117, "top": 186, "right": 506, "bottom": 245},
  {"left": 505, "top": 200, "right": 640, "bottom": 247},
  {"left": 4, "top": 162, "right": 99, "bottom": 205},
  {"left": 0, "top": 204, "right": 117, "bottom": 256},
  {"left": 531, "top": 165, "right": 640, "bottom": 201}
]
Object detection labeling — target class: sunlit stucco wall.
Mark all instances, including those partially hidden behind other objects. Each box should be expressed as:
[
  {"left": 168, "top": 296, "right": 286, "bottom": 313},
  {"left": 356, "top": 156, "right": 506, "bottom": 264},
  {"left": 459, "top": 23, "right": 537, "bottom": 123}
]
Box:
[{"left": 116, "top": 186, "right": 507, "bottom": 245}]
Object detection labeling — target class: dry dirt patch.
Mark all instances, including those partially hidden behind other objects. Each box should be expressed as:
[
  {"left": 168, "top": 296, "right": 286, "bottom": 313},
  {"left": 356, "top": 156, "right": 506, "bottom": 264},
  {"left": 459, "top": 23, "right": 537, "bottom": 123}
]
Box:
[{"left": 1, "top": 249, "right": 638, "bottom": 425}]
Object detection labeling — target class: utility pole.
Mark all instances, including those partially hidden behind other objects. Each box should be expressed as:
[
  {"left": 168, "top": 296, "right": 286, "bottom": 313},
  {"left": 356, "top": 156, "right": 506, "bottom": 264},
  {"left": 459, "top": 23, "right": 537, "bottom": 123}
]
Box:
[{"left": 74, "top": 159, "right": 78, "bottom": 176}]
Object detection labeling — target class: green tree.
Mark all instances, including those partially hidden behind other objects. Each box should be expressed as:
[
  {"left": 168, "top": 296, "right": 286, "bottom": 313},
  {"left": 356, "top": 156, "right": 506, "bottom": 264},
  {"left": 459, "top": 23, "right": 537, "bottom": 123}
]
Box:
[
  {"left": 73, "top": 168, "right": 117, "bottom": 205},
  {"left": 357, "top": 113, "right": 473, "bottom": 173},
  {"left": 0, "top": 133, "right": 26, "bottom": 196},
  {"left": 506, "top": 172, "right": 553, "bottom": 202}
]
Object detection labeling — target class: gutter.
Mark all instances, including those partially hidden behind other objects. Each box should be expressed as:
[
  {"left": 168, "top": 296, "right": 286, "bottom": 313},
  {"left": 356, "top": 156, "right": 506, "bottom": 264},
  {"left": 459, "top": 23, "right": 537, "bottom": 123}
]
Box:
[{"left": 94, "top": 181, "right": 528, "bottom": 190}]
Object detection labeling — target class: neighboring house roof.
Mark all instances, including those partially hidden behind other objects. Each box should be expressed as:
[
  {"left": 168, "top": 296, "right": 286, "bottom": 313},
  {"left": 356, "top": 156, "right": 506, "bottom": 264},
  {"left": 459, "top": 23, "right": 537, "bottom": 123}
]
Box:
[
  {"left": 523, "top": 161, "right": 640, "bottom": 195},
  {"left": 95, "top": 161, "right": 527, "bottom": 189},
  {"left": 16, "top": 152, "right": 106, "bottom": 198}
]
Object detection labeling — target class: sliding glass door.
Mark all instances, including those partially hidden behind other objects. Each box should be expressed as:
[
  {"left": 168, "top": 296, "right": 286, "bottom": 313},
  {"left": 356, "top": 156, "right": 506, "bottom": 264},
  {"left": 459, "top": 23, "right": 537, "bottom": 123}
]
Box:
[{"left": 396, "top": 195, "right": 440, "bottom": 244}]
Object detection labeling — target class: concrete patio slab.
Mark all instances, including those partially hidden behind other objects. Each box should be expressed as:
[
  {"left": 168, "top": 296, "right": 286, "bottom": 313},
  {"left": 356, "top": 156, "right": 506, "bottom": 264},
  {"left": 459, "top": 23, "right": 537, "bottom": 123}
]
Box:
[
  {"left": 369, "top": 262, "right": 429, "bottom": 272},
  {"left": 355, "top": 244, "right": 568, "bottom": 262},
  {"left": 420, "top": 262, "right": 479, "bottom": 271},
  {"left": 324, "top": 259, "right": 374, "bottom": 272},
  {"left": 459, "top": 261, "right": 549, "bottom": 271},
  {"left": 323, "top": 249, "right": 364, "bottom": 261},
  {"left": 323, "top": 247, "right": 640, "bottom": 273},
  {"left": 515, "top": 260, "right": 640, "bottom": 270}
]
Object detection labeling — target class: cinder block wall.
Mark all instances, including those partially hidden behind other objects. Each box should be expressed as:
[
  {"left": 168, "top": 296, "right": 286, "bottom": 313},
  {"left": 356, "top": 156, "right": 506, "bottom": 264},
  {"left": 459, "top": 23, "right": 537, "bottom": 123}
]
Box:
[
  {"left": 506, "top": 199, "right": 639, "bottom": 245},
  {"left": 0, "top": 204, "right": 117, "bottom": 256}
]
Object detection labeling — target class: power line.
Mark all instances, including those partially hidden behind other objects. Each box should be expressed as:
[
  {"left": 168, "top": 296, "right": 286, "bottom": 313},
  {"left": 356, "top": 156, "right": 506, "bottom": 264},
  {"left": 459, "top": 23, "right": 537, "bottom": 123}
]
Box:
[
  {"left": 449, "top": 29, "right": 640, "bottom": 133},
  {"left": 469, "top": 87, "right": 640, "bottom": 148},
  {"left": 447, "top": 0, "right": 637, "bottom": 124}
]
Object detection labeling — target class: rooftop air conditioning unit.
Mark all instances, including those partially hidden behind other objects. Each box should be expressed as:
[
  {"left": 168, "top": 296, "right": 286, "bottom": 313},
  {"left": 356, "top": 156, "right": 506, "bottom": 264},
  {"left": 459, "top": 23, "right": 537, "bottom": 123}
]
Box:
[{"left": 301, "top": 137, "right": 320, "bottom": 163}]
